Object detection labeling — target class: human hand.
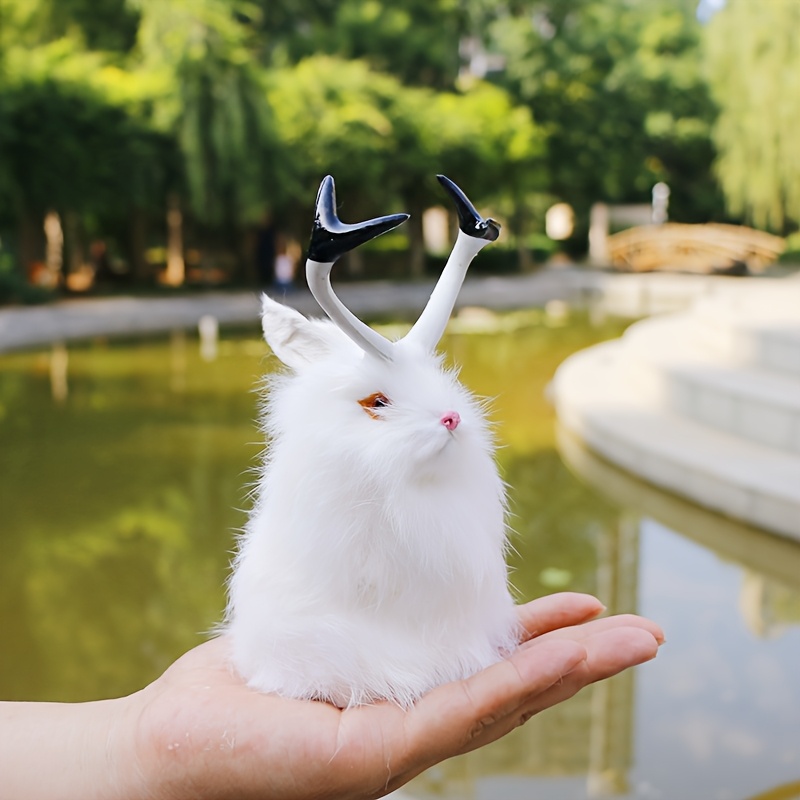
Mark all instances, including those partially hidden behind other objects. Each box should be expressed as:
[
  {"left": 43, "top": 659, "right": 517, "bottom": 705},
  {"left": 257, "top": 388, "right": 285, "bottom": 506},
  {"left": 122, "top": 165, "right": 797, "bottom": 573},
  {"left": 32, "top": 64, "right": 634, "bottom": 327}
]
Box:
[{"left": 122, "top": 593, "right": 662, "bottom": 800}]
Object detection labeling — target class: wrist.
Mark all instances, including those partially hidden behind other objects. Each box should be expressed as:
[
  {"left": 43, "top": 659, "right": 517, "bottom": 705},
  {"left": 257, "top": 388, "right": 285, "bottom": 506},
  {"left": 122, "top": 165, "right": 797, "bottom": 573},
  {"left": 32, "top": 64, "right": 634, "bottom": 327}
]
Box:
[{"left": 0, "top": 693, "right": 145, "bottom": 800}]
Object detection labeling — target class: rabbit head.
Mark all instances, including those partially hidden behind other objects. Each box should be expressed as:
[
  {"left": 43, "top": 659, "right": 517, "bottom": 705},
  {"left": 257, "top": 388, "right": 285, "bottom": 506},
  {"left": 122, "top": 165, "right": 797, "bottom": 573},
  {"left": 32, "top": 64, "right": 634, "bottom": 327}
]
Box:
[
  {"left": 260, "top": 299, "right": 490, "bottom": 487},
  {"left": 227, "top": 176, "right": 518, "bottom": 707},
  {"left": 260, "top": 174, "right": 502, "bottom": 489}
]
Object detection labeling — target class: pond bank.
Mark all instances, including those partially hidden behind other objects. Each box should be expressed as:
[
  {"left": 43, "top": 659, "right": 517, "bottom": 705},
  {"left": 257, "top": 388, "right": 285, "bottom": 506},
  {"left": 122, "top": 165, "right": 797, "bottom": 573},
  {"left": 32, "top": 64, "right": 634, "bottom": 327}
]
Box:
[
  {"left": 552, "top": 273, "right": 800, "bottom": 541},
  {"left": 0, "top": 266, "right": 765, "bottom": 354}
]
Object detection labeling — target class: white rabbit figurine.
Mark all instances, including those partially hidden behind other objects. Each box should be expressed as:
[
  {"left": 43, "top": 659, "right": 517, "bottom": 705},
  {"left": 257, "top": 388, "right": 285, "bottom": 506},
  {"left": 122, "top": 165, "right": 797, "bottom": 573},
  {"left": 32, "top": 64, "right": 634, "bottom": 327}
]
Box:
[{"left": 225, "top": 175, "right": 520, "bottom": 707}]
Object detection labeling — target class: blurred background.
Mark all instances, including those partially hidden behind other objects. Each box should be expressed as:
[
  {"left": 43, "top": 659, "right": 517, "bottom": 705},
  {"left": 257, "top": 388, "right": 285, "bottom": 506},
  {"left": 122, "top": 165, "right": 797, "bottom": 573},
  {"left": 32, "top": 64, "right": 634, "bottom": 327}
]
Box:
[
  {"left": 2, "top": 2, "right": 800, "bottom": 799},
  {"left": 0, "top": 0, "right": 798, "bottom": 298}
]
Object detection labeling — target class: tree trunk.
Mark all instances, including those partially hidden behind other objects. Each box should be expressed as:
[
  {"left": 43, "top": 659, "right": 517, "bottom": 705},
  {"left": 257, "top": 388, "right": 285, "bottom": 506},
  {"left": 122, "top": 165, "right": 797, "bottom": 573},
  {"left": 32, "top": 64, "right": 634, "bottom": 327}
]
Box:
[
  {"left": 508, "top": 194, "right": 534, "bottom": 272},
  {"left": 405, "top": 198, "right": 426, "bottom": 280},
  {"left": 17, "top": 212, "right": 43, "bottom": 279},
  {"left": 165, "top": 194, "right": 185, "bottom": 286},
  {"left": 517, "top": 238, "right": 534, "bottom": 272},
  {"left": 42, "top": 211, "right": 65, "bottom": 288},
  {"left": 346, "top": 249, "right": 364, "bottom": 277},
  {"left": 63, "top": 210, "right": 83, "bottom": 280},
  {"left": 129, "top": 208, "right": 149, "bottom": 284},
  {"left": 233, "top": 224, "right": 253, "bottom": 285}
]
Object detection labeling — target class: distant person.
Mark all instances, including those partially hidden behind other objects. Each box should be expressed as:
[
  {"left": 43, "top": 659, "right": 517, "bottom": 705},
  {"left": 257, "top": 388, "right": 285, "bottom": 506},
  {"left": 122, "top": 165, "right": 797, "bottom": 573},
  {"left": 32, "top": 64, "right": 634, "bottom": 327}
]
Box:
[
  {"left": 90, "top": 239, "right": 113, "bottom": 285},
  {"left": 273, "top": 234, "right": 299, "bottom": 293}
]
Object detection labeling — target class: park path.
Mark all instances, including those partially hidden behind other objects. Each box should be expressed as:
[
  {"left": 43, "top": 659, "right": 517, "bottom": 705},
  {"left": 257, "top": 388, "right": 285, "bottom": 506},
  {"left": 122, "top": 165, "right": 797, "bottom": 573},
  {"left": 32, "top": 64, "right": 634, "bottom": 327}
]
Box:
[
  {"left": 0, "top": 267, "right": 750, "bottom": 354},
  {"left": 0, "top": 270, "right": 581, "bottom": 354}
]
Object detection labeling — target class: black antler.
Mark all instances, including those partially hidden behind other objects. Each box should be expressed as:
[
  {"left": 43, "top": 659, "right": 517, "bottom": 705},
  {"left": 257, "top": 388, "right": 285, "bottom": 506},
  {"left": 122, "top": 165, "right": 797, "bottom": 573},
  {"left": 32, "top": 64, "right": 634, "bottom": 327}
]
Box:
[
  {"left": 307, "top": 176, "right": 409, "bottom": 263},
  {"left": 436, "top": 175, "right": 500, "bottom": 242}
]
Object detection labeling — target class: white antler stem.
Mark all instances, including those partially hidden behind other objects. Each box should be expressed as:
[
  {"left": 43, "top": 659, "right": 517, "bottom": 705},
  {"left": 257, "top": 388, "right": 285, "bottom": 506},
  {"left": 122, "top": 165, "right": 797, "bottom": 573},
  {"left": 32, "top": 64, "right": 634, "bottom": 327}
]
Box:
[
  {"left": 306, "top": 176, "right": 408, "bottom": 361},
  {"left": 401, "top": 176, "right": 500, "bottom": 352},
  {"left": 306, "top": 259, "right": 395, "bottom": 360}
]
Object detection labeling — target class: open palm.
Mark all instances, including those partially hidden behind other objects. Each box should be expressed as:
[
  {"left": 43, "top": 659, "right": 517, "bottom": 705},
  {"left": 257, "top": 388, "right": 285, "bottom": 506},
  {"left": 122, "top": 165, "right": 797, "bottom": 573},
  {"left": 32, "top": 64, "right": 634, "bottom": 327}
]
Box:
[{"left": 125, "top": 593, "right": 662, "bottom": 800}]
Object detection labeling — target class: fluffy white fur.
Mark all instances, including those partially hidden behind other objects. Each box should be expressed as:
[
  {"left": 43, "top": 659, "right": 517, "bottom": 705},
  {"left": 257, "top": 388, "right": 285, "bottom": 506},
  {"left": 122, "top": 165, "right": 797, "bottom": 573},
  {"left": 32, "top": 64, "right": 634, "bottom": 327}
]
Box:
[{"left": 224, "top": 295, "right": 520, "bottom": 707}]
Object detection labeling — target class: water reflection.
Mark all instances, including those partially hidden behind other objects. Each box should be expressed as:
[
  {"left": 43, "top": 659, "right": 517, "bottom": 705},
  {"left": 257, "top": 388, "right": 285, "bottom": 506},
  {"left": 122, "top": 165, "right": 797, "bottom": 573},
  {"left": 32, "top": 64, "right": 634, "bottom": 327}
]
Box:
[
  {"left": 558, "top": 425, "right": 800, "bottom": 638},
  {"left": 49, "top": 342, "right": 69, "bottom": 403},
  {"left": 0, "top": 334, "right": 264, "bottom": 700},
  {"left": 556, "top": 425, "right": 800, "bottom": 800},
  {"left": 198, "top": 314, "right": 220, "bottom": 362},
  {"left": 1, "top": 319, "right": 799, "bottom": 797}
]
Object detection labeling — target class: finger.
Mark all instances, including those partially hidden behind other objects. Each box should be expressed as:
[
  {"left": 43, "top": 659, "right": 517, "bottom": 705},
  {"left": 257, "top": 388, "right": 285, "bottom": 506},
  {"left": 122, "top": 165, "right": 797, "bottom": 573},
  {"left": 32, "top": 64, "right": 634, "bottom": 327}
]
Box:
[
  {"left": 516, "top": 625, "right": 660, "bottom": 719},
  {"left": 401, "top": 638, "right": 587, "bottom": 772},
  {"left": 450, "top": 624, "right": 662, "bottom": 760},
  {"left": 527, "top": 613, "right": 665, "bottom": 648},
  {"left": 516, "top": 593, "right": 606, "bottom": 642},
  {"left": 559, "top": 625, "right": 660, "bottom": 685}
]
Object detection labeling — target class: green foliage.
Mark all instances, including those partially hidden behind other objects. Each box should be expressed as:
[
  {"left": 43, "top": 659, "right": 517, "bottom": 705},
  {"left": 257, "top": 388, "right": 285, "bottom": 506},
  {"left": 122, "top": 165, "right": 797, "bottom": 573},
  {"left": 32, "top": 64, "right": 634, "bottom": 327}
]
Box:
[
  {"left": 433, "top": 81, "right": 545, "bottom": 188},
  {"left": 0, "top": 39, "right": 173, "bottom": 227},
  {"left": 0, "top": 0, "right": 139, "bottom": 52},
  {"left": 0, "top": 0, "right": 747, "bottom": 289},
  {"left": 0, "top": 77, "right": 168, "bottom": 219},
  {"left": 268, "top": 55, "right": 545, "bottom": 244},
  {"left": 706, "top": 0, "right": 800, "bottom": 231},
  {"left": 487, "top": 0, "right": 720, "bottom": 222},
  {"left": 0, "top": 35, "right": 174, "bottom": 282},
  {"left": 134, "top": 0, "right": 280, "bottom": 226},
  {"left": 268, "top": 56, "right": 403, "bottom": 207},
  {"left": 39, "top": 0, "right": 140, "bottom": 52},
  {"left": 253, "top": 0, "right": 467, "bottom": 89}
]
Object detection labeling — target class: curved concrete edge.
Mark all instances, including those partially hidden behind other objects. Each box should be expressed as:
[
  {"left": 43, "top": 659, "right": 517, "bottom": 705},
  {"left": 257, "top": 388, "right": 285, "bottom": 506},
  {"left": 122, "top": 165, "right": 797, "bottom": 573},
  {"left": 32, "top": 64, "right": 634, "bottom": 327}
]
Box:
[{"left": 552, "top": 325, "right": 800, "bottom": 543}]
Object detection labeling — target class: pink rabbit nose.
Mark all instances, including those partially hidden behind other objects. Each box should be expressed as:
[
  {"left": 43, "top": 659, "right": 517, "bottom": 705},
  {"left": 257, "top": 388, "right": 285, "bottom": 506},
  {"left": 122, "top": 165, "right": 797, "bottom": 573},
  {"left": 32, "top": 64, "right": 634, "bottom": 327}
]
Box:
[{"left": 440, "top": 411, "right": 460, "bottom": 431}]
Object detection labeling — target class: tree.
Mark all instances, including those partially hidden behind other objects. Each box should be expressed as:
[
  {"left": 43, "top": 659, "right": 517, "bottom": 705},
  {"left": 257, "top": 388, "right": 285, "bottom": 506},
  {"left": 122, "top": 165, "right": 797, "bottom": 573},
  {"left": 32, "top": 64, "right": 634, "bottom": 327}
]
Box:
[
  {"left": 134, "top": 0, "right": 279, "bottom": 229},
  {"left": 433, "top": 81, "right": 546, "bottom": 255},
  {"left": 483, "top": 0, "right": 721, "bottom": 229},
  {"left": 268, "top": 56, "right": 545, "bottom": 277},
  {"left": 252, "top": 0, "right": 469, "bottom": 90},
  {"left": 36, "top": 0, "right": 140, "bottom": 53},
  {"left": 0, "top": 0, "right": 729, "bottom": 290},
  {"left": 706, "top": 0, "right": 800, "bottom": 231},
  {"left": 0, "top": 40, "right": 171, "bottom": 280},
  {"left": 266, "top": 54, "right": 407, "bottom": 261}
]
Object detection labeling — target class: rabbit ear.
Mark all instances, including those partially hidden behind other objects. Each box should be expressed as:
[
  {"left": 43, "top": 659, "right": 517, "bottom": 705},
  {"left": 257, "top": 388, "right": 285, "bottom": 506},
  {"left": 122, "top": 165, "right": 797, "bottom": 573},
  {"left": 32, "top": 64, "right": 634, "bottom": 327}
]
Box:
[{"left": 261, "top": 294, "right": 333, "bottom": 370}]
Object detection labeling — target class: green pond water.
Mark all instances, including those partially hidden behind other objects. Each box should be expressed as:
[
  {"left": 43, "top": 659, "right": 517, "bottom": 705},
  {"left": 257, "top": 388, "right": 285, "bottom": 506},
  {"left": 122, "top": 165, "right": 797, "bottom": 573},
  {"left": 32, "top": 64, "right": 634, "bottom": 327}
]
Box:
[{"left": 1, "top": 312, "right": 799, "bottom": 799}]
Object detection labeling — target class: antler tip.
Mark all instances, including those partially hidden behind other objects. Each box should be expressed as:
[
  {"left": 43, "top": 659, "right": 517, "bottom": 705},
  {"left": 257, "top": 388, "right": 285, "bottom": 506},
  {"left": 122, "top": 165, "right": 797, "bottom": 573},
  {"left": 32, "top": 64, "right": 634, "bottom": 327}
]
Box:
[{"left": 436, "top": 174, "right": 500, "bottom": 242}]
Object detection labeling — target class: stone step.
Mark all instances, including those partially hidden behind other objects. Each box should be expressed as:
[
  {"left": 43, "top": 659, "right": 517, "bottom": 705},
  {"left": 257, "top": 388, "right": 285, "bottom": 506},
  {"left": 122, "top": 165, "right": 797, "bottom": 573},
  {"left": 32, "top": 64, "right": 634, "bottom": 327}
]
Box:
[
  {"left": 552, "top": 340, "right": 800, "bottom": 541},
  {"left": 617, "top": 315, "right": 800, "bottom": 455},
  {"left": 664, "top": 363, "right": 800, "bottom": 456},
  {"left": 693, "top": 280, "right": 800, "bottom": 375},
  {"left": 694, "top": 314, "right": 800, "bottom": 377},
  {"left": 622, "top": 303, "right": 800, "bottom": 375},
  {"left": 723, "top": 324, "right": 800, "bottom": 377}
]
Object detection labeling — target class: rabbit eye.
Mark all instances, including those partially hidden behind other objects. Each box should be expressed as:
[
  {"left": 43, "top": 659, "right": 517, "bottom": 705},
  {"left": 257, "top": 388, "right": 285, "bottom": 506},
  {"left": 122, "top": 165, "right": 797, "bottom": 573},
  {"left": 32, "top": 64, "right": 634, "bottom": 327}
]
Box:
[{"left": 358, "top": 393, "right": 391, "bottom": 419}]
